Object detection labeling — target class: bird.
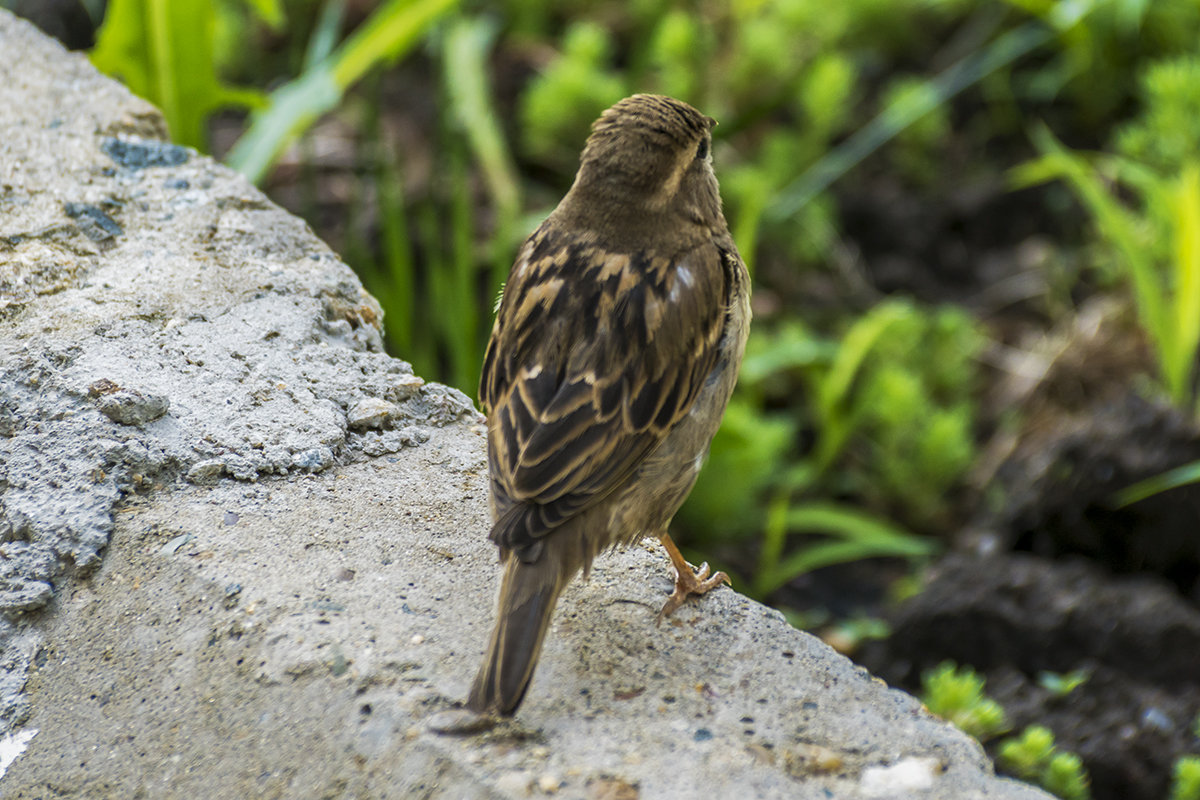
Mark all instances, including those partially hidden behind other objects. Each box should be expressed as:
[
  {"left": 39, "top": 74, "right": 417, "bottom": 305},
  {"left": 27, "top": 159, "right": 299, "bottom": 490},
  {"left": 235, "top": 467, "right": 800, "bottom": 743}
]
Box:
[{"left": 467, "top": 94, "right": 751, "bottom": 717}]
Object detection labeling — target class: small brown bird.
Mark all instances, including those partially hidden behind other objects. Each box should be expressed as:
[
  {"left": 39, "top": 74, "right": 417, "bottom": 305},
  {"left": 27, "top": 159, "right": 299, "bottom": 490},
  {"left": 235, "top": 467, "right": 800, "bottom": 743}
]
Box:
[{"left": 467, "top": 94, "right": 751, "bottom": 717}]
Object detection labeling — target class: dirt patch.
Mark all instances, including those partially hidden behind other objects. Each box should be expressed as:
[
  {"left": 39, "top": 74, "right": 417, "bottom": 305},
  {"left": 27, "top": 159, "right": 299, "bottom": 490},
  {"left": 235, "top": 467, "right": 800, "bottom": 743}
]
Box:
[{"left": 860, "top": 553, "right": 1200, "bottom": 800}]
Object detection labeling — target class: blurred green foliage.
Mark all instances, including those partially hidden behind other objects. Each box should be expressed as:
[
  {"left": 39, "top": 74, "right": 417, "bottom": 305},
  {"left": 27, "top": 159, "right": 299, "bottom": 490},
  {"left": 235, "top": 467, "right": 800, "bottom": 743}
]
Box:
[
  {"left": 1011, "top": 45, "right": 1200, "bottom": 506},
  {"left": 998, "top": 725, "right": 1092, "bottom": 800},
  {"left": 1116, "top": 55, "right": 1200, "bottom": 173},
  {"left": 228, "top": 0, "right": 459, "bottom": 184},
  {"left": 1001, "top": 0, "right": 1200, "bottom": 121},
  {"left": 1016, "top": 55, "right": 1200, "bottom": 415},
  {"left": 519, "top": 22, "right": 626, "bottom": 166},
  {"left": 91, "top": 0, "right": 277, "bottom": 148},
  {"left": 679, "top": 300, "right": 978, "bottom": 595},
  {"left": 1174, "top": 756, "right": 1200, "bottom": 800},
  {"left": 1036, "top": 669, "right": 1090, "bottom": 697},
  {"left": 998, "top": 725, "right": 1058, "bottom": 777},
  {"left": 920, "top": 661, "right": 1010, "bottom": 742}
]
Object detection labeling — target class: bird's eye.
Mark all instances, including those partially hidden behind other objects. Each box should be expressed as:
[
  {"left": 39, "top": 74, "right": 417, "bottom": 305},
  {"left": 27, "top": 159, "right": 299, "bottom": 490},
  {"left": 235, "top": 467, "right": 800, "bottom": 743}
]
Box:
[{"left": 695, "top": 136, "right": 710, "bottom": 161}]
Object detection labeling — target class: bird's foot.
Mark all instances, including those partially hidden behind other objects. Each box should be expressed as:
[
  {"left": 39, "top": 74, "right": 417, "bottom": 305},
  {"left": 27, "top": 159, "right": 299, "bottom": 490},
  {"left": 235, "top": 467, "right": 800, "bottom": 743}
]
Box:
[{"left": 656, "top": 560, "right": 730, "bottom": 624}]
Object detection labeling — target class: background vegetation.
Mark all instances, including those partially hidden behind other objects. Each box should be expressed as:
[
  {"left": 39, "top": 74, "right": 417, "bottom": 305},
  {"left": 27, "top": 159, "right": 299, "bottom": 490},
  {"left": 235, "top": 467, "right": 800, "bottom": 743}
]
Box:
[{"left": 15, "top": 0, "right": 1195, "bottom": 796}]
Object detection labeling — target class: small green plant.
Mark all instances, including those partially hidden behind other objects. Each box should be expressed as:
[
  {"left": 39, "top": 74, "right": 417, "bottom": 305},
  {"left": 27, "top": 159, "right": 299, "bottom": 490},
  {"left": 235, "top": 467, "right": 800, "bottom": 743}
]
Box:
[
  {"left": 998, "top": 0, "right": 1200, "bottom": 121},
  {"left": 1036, "top": 670, "right": 1090, "bottom": 697},
  {"left": 997, "top": 725, "right": 1091, "bottom": 800},
  {"left": 1171, "top": 755, "right": 1200, "bottom": 800},
  {"left": 1116, "top": 55, "right": 1200, "bottom": 173},
  {"left": 920, "top": 662, "right": 1010, "bottom": 742},
  {"left": 998, "top": 725, "right": 1057, "bottom": 780},
  {"left": 1114, "top": 458, "right": 1200, "bottom": 508},
  {"left": 751, "top": 496, "right": 934, "bottom": 598},
  {"left": 1042, "top": 752, "right": 1091, "bottom": 800}
]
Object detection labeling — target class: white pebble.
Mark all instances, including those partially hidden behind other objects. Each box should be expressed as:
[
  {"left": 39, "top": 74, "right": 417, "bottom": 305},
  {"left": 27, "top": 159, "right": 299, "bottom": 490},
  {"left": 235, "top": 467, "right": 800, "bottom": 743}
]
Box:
[{"left": 860, "top": 757, "right": 941, "bottom": 796}]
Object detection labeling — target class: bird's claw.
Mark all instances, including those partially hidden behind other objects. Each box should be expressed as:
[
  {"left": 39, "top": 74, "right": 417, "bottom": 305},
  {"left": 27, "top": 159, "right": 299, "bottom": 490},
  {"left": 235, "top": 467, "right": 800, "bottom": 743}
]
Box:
[{"left": 656, "top": 561, "right": 730, "bottom": 624}]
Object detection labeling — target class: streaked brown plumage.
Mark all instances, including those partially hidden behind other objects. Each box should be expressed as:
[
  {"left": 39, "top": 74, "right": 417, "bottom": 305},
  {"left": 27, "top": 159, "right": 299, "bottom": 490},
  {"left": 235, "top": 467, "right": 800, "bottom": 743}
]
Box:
[{"left": 467, "top": 94, "right": 751, "bottom": 717}]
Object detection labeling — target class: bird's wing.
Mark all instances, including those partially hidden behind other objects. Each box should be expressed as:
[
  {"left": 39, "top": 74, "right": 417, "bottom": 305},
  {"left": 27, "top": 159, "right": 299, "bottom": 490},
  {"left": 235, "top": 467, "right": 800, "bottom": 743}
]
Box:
[{"left": 480, "top": 222, "right": 732, "bottom": 558}]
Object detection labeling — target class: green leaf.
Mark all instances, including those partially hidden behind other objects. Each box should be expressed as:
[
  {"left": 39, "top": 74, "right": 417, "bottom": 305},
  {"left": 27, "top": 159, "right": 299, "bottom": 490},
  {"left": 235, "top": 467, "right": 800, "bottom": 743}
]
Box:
[
  {"left": 1018, "top": 127, "right": 1175, "bottom": 400},
  {"left": 332, "top": 0, "right": 457, "bottom": 88},
  {"left": 228, "top": 0, "right": 457, "bottom": 183},
  {"left": 91, "top": 0, "right": 264, "bottom": 149},
  {"left": 443, "top": 16, "right": 521, "bottom": 244},
  {"left": 1113, "top": 458, "right": 1200, "bottom": 507},
  {"left": 754, "top": 502, "right": 933, "bottom": 595},
  {"left": 813, "top": 302, "right": 910, "bottom": 470},
  {"left": 1171, "top": 755, "right": 1200, "bottom": 800},
  {"left": 303, "top": 0, "right": 346, "bottom": 70},
  {"left": 1036, "top": 669, "right": 1090, "bottom": 697},
  {"left": 225, "top": 64, "right": 342, "bottom": 183},
  {"left": 243, "top": 0, "right": 284, "bottom": 29},
  {"left": 1171, "top": 164, "right": 1200, "bottom": 410}
]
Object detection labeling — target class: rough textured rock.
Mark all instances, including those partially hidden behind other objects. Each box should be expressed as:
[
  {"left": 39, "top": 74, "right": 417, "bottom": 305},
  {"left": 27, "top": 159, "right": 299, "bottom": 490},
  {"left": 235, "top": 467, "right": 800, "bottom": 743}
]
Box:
[
  {"left": 0, "top": 8, "right": 476, "bottom": 730},
  {"left": 0, "top": 10, "right": 1051, "bottom": 799}
]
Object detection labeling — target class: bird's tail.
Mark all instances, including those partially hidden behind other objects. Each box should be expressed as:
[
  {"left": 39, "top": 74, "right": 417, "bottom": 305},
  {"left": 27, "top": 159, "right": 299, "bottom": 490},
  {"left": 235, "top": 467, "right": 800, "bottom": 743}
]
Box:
[{"left": 467, "top": 552, "right": 571, "bottom": 716}]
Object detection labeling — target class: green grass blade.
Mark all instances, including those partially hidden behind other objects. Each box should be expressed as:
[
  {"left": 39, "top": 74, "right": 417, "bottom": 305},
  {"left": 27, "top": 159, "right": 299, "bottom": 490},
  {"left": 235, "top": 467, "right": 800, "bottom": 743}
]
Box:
[
  {"left": 226, "top": 64, "right": 342, "bottom": 183},
  {"left": 93, "top": 0, "right": 256, "bottom": 150},
  {"left": 90, "top": 0, "right": 152, "bottom": 92},
  {"left": 228, "top": 0, "right": 456, "bottom": 183},
  {"left": 304, "top": 0, "right": 345, "bottom": 71},
  {"left": 752, "top": 490, "right": 792, "bottom": 597},
  {"left": 331, "top": 0, "right": 459, "bottom": 89},
  {"left": 376, "top": 134, "right": 416, "bottom": 356},
  {"left": 754, "top": 502, "right": 933, "bottom": 596},
  {"left": 148, "top": 0, "right": 178, "bottom": 141},
  {"left": 1171, "top": 164, "right": 1200, "bottom": 409},
  {"left": 812, "top": 302, "right": 909, "bottom": 471},
  {"left": 784, "top": 503, "right": 934, "bottom": 554},
  {"left": 446, "top": 142, "right": 479, "bottom": 391},
  {"left": 443, "top": 16, "right": 521, "bottom": 226},
  {"left": 442, "top": 15, "right": 524, "bottom": 304},
  {"left": 767, "top": 20, "right": 1054, "bottom": 220},
  {"left": 1017, "top": 128, "right": 1174, "bottom": 400},
  {"left": 1113, "top": 459, "right": 1200, "bottom": 507},
  {"left": 817, "top": 303, "right": 909, "bottom": 420}
]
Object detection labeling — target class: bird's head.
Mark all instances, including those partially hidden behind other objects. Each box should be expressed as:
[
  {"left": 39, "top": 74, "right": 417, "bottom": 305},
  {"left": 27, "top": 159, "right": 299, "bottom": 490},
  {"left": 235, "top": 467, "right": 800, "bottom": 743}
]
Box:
[{"left": 562, "top": 94, "right": 723, "bottom": 232}]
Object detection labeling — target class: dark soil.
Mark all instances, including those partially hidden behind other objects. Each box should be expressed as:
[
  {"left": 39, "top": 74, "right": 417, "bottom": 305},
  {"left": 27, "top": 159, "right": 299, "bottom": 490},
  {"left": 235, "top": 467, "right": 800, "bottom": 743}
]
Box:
[
  {"left": 859, "top": 554, "right": 1200, "bottom": 800},
  {"left": 987, "top": 386, "right": 1200, "bottom": 599}
]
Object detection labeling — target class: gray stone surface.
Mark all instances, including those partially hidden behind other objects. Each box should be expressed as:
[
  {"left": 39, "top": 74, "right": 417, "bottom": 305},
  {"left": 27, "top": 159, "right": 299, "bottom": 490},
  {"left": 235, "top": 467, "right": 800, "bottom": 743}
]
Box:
[
  {"left": 0, "top": 7, "right": 474, "bottom": 736},
  {"left": 0, "top": 10, "right": 1052, "bottom": 799}
]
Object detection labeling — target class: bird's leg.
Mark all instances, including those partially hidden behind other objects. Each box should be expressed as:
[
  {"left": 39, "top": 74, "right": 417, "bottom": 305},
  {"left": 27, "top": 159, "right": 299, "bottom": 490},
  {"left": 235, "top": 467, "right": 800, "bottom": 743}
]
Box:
[{"left": 656, "top": 532, "right": 729, "bottom": 623}]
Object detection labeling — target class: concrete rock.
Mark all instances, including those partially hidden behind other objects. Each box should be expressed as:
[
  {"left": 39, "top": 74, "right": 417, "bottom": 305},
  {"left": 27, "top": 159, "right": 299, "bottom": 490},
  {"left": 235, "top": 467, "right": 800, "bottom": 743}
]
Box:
[
  {"left": 0, "top": 6, "right": 477, "bottom": 735},
  {"left": 0, "top": 10, "right": 1050, "bottom": 800}
]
